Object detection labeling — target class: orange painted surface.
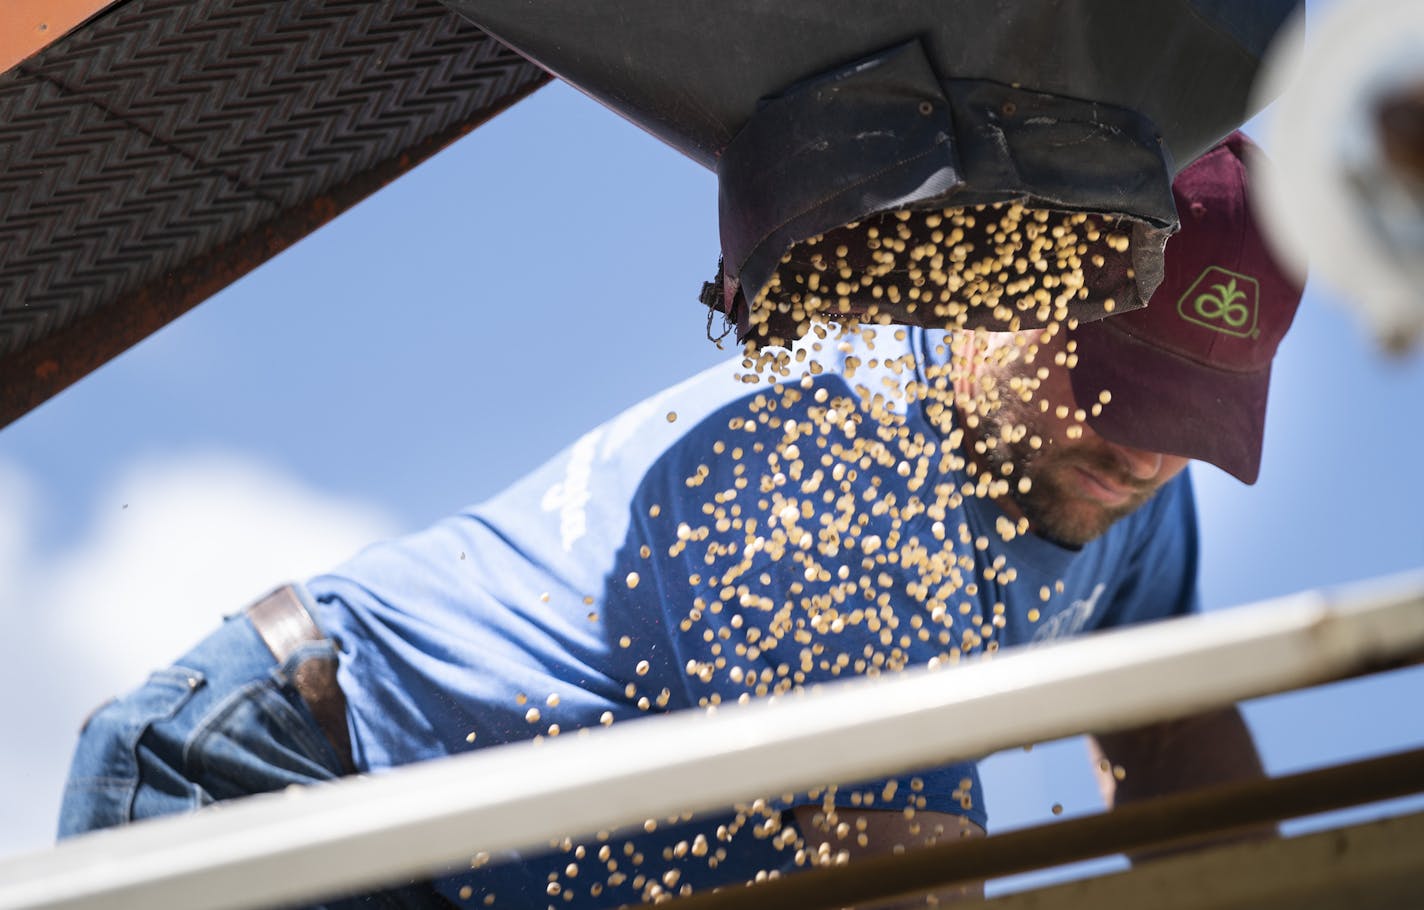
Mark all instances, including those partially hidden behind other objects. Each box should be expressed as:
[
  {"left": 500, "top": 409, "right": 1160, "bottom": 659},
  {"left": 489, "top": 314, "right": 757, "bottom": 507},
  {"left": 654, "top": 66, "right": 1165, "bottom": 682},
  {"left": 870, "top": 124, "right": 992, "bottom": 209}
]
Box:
[{"left": 1, "top": 0, "right": 122, "bottom": 75}]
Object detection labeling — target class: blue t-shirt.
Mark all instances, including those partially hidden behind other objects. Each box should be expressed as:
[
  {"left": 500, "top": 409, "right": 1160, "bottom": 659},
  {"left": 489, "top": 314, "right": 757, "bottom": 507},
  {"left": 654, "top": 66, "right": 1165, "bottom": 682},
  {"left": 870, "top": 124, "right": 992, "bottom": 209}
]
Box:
[{"left": 307, "top": 326, "right": 1199, "bottom": 907}]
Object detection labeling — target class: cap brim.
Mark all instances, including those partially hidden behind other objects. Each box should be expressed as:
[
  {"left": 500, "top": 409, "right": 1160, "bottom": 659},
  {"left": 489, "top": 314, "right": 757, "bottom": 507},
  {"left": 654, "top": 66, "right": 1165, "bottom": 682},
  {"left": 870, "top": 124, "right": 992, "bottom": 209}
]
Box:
[{"left": 1069, "top": 319, "right": 1269, "bottom": 484}]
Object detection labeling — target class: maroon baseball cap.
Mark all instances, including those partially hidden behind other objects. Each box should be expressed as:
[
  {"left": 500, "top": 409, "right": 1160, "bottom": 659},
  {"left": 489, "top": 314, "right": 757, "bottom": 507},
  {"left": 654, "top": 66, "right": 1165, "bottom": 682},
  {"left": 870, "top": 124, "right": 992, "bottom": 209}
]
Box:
[{"left": 1069, "top": 132, "right": 1305, "bottom": 484}]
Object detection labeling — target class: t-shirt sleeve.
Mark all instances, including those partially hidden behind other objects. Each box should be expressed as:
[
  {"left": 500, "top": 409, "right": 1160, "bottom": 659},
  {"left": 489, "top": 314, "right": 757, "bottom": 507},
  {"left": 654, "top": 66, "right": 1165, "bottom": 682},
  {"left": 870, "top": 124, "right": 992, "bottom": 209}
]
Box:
[{"left": 1094, "top": 468, "right": 1202, "bottom": 629}]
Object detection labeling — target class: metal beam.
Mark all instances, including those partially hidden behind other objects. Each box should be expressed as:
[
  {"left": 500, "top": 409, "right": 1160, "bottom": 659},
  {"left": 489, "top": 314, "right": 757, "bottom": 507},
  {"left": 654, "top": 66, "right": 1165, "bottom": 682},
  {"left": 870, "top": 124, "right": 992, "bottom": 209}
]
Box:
[
  {"left": 0, "top": 571, "right": 1420, "bottom": 910},
  {"left": 0, "top": 0, "right": 551, "bottom": 430},
  {"left": 0, "top": 74, "right": 547, "bottom": 431},
  {"left": 980, "top": 810, "right": 1424, "bottom": 910},
  {"left": 665, "top": 747, "right": 1424, "bottom": 909}
]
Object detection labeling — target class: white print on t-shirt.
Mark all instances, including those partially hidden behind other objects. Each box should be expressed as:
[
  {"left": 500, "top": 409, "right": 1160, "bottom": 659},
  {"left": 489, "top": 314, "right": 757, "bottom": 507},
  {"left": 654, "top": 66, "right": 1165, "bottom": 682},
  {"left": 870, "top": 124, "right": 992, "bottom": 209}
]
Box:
[
  {"left": 1032, "top": 583, "right": 1107, "bottom": 642},
  {"left": 539, "top": 389, "right": 679, "bottom": 553},
  {"left": 541, "top": 429, "right": 601, "bottom": 552}
]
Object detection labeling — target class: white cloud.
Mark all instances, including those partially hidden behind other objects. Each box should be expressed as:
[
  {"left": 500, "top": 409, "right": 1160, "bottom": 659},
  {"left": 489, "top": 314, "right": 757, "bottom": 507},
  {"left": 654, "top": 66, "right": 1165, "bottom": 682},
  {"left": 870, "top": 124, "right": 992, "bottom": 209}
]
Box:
[{"left": 0, "top": 454, "right": 398, "bottom": 858}]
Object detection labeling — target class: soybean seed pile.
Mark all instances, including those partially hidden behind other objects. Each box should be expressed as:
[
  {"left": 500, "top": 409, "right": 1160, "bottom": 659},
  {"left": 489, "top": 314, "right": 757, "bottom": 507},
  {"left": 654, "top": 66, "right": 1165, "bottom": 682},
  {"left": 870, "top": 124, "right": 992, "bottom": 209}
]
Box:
[{"left": 460, "top": 202, "right": 1133, "bottom": 907}]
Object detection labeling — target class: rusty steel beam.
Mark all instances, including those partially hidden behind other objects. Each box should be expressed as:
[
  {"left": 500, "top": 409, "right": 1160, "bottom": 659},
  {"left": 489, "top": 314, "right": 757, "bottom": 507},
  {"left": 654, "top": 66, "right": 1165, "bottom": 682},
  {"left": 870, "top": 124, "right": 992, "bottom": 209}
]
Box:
[{"left": 0, "top": 0, "right": 123, "bottom": 75}]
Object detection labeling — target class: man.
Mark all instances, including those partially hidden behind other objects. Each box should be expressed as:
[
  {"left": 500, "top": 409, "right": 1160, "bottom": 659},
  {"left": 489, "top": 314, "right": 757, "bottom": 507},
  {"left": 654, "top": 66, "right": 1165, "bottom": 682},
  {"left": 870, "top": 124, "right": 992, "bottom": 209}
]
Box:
[{"left": 59, "top": 133, "right": 1301, "bottom": 908}]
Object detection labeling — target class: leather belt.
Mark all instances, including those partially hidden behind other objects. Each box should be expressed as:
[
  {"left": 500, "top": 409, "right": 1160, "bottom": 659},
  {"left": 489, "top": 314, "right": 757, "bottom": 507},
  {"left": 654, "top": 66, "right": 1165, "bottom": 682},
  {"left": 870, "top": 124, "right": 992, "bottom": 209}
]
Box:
[{"left": 246, "top": 586, "right": 356, "bottom": 774}]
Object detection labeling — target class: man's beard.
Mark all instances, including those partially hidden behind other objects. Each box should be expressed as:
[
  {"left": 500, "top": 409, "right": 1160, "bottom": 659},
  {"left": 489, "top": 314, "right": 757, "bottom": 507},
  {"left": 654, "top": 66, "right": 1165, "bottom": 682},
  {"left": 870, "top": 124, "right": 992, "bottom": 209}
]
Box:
[{"left": 979, "top": 408, "right": 1156, "bottom": 548}]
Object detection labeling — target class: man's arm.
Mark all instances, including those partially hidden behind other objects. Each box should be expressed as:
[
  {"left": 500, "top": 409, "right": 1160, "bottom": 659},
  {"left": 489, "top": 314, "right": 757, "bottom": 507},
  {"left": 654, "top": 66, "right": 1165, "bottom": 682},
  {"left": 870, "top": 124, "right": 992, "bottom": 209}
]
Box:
[{"left": 1088, "top": 705, "right": 1270, "bottom": 853}]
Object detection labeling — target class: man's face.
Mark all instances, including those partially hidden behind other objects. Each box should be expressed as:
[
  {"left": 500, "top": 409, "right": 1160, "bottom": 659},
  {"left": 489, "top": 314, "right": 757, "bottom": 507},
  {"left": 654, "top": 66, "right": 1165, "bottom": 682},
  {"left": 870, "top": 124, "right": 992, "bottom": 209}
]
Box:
[{"left": 957, "top": 331, "right": 1189, "bottom": 547}]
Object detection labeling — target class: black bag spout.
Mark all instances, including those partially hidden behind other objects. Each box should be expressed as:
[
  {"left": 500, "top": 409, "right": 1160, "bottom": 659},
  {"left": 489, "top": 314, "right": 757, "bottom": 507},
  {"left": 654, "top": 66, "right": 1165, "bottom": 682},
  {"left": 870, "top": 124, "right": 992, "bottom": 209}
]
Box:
[{"left": 442, "top": 0, "right": 1303, "bottom": 342}]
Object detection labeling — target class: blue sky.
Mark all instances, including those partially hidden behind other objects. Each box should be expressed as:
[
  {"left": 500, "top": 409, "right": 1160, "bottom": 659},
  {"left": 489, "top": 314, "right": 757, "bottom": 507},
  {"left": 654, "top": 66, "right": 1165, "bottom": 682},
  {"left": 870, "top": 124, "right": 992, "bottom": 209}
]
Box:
[{"left": 1, "top": 0, "right": 1421, "bottom": 890}]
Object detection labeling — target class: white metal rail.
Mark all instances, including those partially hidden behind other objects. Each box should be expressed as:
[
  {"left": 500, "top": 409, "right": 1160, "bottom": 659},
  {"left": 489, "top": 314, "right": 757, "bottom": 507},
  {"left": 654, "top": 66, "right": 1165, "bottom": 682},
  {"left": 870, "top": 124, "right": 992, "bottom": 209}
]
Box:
[{"left": 1, "top": 571, "right": 1421, "bottom": 910}]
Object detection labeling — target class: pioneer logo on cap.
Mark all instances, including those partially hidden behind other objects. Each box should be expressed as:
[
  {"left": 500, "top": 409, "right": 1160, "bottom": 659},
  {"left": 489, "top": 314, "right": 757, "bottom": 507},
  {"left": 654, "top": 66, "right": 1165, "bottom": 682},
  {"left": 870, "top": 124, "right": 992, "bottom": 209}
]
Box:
[{"left": 1177, "top": 266, "right": 1261, "bottom": 338}]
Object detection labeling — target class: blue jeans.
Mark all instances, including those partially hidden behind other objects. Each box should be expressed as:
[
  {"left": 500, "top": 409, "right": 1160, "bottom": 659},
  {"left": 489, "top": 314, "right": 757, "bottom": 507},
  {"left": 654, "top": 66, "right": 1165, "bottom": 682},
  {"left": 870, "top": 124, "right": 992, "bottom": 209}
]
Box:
[{"left": 58, "top": 607, "right": 453, "bottom": 909}]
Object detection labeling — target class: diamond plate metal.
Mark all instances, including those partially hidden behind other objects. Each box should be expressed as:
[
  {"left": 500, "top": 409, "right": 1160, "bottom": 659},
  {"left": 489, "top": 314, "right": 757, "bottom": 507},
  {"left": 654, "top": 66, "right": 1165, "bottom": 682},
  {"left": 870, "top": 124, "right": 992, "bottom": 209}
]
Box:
[{"left": 0, "top": 0, "right": 548, "bottom": 427}]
